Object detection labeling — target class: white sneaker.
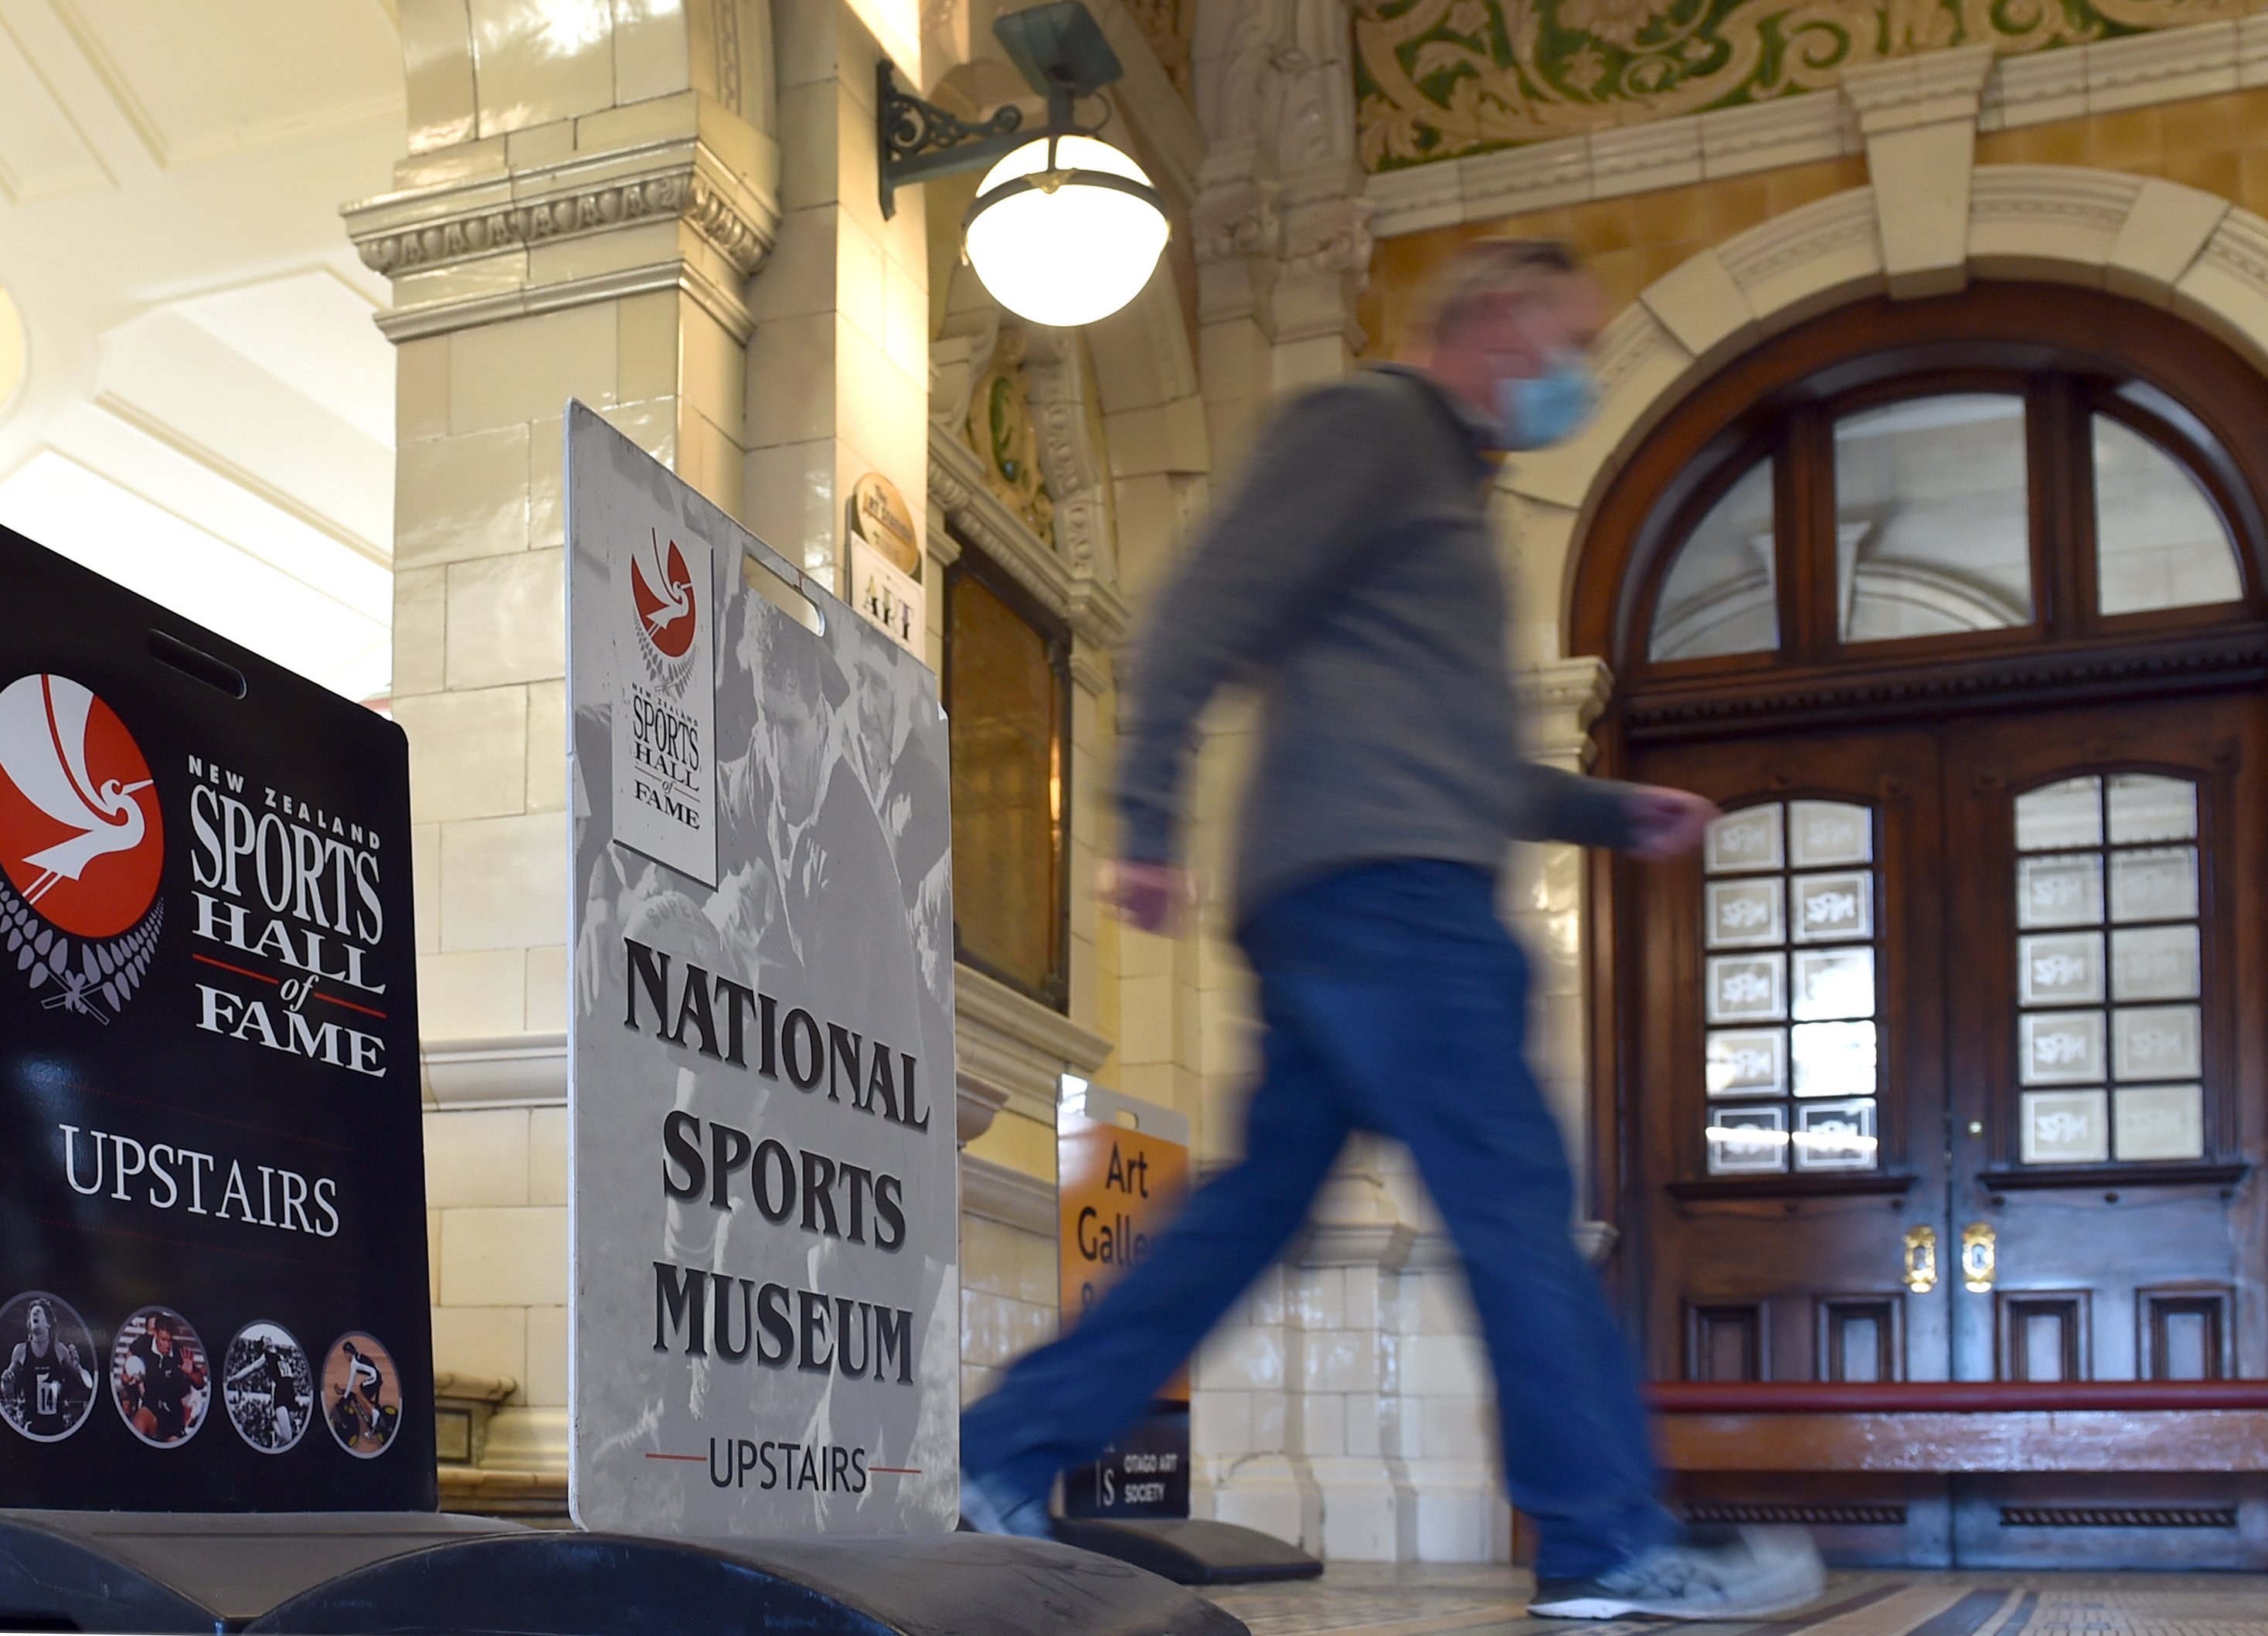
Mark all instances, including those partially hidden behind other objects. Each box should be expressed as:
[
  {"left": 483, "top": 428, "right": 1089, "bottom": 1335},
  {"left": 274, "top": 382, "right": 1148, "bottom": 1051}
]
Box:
[{"left": 1526, "top": 1528, "right": 1825, "bottom": 1620}]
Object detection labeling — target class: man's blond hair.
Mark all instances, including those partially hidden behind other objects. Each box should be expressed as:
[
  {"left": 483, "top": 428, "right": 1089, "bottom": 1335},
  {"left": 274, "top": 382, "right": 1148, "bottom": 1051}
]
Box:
[{"left": 1422, "top": 237, "right": 1582, "bottom": 342}]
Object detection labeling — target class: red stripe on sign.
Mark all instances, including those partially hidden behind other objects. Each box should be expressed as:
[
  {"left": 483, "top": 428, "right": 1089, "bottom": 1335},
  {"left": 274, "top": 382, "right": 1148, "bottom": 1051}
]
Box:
[
  {"left": 192, "top": 952, "right": 281, "bottom": 985},
  {"left": 644, "top": 1453, "right": 706, "bottom": 1462},
  {"left": 869, "top": 1467, "right": 922, "bottom": 1474},
  {"left": 313, "top": 987, "right": 389, "bottom": 1021}
]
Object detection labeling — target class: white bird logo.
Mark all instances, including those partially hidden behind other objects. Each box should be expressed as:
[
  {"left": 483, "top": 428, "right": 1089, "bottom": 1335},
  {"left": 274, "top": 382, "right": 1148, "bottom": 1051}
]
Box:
[{"left": 0, "top": 673, "right": 155, "bottom": 906}]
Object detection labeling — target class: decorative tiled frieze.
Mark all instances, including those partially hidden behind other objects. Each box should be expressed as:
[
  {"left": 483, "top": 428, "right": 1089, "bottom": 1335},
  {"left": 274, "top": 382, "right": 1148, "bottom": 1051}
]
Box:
[
  {"left": 1369, "top": 13, "right": 2268, "bottom": 239},
  {"left": 343, "top": 136, "right": 778, "bottom": 342}
]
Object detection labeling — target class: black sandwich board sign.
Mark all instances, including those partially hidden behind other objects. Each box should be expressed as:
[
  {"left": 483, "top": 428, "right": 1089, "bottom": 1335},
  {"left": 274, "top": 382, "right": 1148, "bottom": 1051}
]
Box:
[{"left": 0, "top": 524, "right": 434, "bottom": 1510}]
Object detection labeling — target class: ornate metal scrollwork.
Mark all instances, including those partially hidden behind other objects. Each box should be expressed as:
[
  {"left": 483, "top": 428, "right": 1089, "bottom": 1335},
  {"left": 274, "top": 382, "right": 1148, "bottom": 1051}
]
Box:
[
  {"left": 881, "top": 77, "right": 1022, "bottom": 165},
  {"left": 878, "top": 63, "right": 1031, "bottom": 219}
]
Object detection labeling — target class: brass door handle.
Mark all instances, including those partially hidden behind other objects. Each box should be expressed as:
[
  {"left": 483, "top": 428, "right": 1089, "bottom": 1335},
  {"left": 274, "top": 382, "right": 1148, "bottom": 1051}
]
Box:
[
  {"left": 1902, "top": 1225, "right": 1938, "bottom": 1294},
  {"left": 1960, "top": 1221, "right": 1997, "bottom": 1293}
]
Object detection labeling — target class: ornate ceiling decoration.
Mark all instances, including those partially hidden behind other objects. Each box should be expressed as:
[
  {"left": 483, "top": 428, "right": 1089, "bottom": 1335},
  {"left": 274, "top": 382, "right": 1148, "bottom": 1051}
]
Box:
[{"left": 1355, "top": 0, "right": 2262, "bottom": 171}]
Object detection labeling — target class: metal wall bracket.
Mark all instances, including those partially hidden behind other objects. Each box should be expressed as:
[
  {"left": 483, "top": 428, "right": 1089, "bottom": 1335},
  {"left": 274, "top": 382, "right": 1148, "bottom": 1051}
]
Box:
[
  {"left": 875, "top": 0, "right": 1126, "bottom": 220},
  {"left": 878, "top": 63, "right": 1025, "bottom": 220}
]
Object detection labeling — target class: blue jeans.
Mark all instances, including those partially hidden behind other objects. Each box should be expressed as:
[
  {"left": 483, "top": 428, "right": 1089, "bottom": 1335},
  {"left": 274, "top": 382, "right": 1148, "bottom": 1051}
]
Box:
[{"left": 961, "top": 861, "right": 1675, "bottom": 1579}]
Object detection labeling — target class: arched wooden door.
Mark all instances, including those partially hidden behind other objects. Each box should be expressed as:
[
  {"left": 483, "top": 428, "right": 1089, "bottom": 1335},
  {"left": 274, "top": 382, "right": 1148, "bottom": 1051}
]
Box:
[{"left": 1576, "top": 286, "right": 2268, "bottom": 1566}]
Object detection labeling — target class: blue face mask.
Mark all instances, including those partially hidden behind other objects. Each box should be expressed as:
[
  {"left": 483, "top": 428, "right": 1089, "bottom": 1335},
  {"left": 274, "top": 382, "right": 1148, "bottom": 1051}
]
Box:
[{"left": 1494, "top": 351, "right": 1596, "bottom": 450}]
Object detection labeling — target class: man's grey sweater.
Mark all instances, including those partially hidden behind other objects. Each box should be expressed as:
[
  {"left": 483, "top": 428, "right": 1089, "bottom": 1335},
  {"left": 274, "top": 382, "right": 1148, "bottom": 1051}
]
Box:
[{"left": 1117, "top": 363, "right": 1637, "bottom": 923}]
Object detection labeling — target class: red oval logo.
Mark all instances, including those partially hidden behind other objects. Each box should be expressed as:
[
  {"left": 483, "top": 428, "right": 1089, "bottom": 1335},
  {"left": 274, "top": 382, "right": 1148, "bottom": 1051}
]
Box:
[
  {"left": 0, "top": 674, "right": 164, "bottom": 940},
  {"left": 631, "top": 536, "right": 698, "bottom": 661}
]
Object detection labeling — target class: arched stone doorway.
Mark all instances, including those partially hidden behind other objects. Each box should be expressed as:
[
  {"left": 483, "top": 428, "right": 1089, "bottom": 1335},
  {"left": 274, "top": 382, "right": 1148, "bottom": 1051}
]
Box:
[{"left": 1564, "top": 270, "right": 2268, "bottom": 1565}]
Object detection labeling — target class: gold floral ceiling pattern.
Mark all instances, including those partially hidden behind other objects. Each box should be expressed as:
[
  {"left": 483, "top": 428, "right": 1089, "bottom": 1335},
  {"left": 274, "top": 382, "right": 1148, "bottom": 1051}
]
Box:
[{"left": 1357, "top": 0, "right": 2264, "bottom": 169}]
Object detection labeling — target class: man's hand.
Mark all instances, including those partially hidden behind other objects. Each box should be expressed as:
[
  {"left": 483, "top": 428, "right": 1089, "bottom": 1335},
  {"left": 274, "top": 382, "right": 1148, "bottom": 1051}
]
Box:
[
  {"left": 1103, "top": 860, "right": 1195, "bottom": 934},
  {"left": 1623, "top": 784, "right": 1719, "bottom": 862}
]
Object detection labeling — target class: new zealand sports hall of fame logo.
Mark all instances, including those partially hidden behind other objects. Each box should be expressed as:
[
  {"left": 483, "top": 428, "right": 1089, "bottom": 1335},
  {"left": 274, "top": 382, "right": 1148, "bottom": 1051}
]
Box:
[
  {"left": 629, "top": 529, "right": 699, "bottom": 693},
  {"left": 0, "top": 672, "right": 165, "bottom": 1023}
]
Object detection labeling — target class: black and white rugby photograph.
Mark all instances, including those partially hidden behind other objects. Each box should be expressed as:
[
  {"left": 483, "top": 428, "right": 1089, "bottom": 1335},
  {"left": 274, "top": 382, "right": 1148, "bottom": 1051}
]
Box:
[{"left": 109, "top": 1305, "right": 210, "bottom": 1450}]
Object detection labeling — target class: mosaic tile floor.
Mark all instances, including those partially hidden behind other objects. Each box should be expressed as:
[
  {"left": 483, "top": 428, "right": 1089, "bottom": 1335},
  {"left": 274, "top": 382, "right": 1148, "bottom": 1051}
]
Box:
[{"left": 1200, "top": 1566, "right": 2268, "bottom": 1636}]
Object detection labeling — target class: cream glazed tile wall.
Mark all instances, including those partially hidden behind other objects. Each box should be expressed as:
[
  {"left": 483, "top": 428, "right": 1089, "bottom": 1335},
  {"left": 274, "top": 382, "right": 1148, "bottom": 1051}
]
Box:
[
  {"left": 743, "top": 2, "right": 927, "bottom": 593},
  {"left": 1190, "top": 1246, "right": 1510, "bottom": 1563},
  {"left": 959, "top": 1214, "right": 1059, "bottom": 1405},
  {"left": 372, "top": 2, "right": 777, "bottom": 1479}
]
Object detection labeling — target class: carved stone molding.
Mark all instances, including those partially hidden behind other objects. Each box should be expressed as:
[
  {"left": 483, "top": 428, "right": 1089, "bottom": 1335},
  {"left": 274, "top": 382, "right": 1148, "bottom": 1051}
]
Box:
[
  {"left": 1839, "top": 44, "right": 1995, "bottom": 138},
  {"left": 930, "top": 428, "right": 1131, "bottom": 658},
  {"left": 342, "top": 136, "right": 779, "bottom": 343},
  {"left": 1192, "top": 180, "right": 1282, "bottom": 266},
  {"left": 961, "top": 1153, "right": 1057, "bottom": 1236},
  {"left": 1023, "top": 328, "right": 1117, "bottom": 583},
  {"left": 957, "top": 1075, "right": 1011, "bottom": 1147},
  {"left": 1280, "top": 193, "right": 1375, "bottom": 281},
  {"left": 423, "top": 1032, "right": 567, "bottom": 1108},
  {"left": 953, "top": 961, "right": 1114, "bottom": 1128}
]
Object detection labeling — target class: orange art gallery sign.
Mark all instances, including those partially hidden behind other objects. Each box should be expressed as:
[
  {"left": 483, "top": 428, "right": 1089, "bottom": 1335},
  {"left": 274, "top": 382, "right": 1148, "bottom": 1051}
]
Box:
[{"left": 1057, "top": 1087, "right": 1191, "bottom": 1517}]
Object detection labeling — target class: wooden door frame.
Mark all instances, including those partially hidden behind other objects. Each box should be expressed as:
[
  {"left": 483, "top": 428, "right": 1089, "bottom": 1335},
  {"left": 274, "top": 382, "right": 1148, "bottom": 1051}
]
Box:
[{"left": 1570, "top": 284, "right": 2268, "bottom": 1334}]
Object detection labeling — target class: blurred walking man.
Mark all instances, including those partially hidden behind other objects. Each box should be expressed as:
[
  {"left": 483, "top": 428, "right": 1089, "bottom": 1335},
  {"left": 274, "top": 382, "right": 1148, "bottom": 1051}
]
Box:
[{"left": 958, "top": 240, "right": 1824, "bottom": 1620}]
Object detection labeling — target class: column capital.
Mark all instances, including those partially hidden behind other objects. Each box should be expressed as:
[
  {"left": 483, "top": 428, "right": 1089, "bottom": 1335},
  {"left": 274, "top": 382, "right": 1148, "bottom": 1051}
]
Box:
[
  {"left": 342, "top": 114, "right": 780, "bottom": 345},
  {"left": 1514, "top": 655, "right": 1615, "bottom": 774}
]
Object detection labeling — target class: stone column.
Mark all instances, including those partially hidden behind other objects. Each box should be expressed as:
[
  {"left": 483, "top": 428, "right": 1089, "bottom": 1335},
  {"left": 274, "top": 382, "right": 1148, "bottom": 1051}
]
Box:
[
  {"left": 345, "top": 0, "right": 781, "bottom": 1491},
  {"left": 742, "top": 5, "right": 929, "bottom": 592}
]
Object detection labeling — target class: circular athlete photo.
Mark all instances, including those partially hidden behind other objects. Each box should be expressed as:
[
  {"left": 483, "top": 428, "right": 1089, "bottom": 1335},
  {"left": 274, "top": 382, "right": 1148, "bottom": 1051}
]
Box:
[
  {"left": 321, "top": 1332, "right": 400, "bottom": 1458},
  {"left": 221, "top": 1321, "right": 315, "bottom": 1454},
  {"left": 0, "top": 1291, "right": 99, "bottom": 1443},
  {"left": 111, "top": 1306, "right": 210, "bottom": 1448}
]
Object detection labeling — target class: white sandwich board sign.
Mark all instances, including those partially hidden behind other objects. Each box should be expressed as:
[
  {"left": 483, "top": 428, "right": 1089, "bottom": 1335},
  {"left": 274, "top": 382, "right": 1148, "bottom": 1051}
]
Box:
[{"left": 563, "top": 404, "right": 958, "bottom": 1536}]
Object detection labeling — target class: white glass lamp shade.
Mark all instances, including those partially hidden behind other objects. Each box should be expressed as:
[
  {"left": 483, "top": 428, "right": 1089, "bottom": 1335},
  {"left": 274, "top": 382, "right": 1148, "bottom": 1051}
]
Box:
[{"left": 964, "top": 134, "right": 1168, "bottom": 328}]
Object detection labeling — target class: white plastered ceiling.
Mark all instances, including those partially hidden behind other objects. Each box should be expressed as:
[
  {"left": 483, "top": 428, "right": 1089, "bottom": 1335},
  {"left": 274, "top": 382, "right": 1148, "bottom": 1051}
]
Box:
[{"left": 0, "top": 0, "right": 404, "bottom": 700}]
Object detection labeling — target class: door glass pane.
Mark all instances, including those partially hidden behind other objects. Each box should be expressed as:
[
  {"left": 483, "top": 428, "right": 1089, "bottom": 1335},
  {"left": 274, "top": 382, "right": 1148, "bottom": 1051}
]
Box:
[
  {"left": 2016, "top": 777, "right": 2103, "bottom": 852},
  {"left": 2019, "top": 932, "right": 2103, "bottom": 1007},
  {"left": 1834, "top": 394, "right": 2033, "bottom": 642},
  {"left": 1705, "top": 804, "right": 1783, "bottom": 873},
  {"left": 2110, "top": 846, "right": 2199, "bottom": 923},
  {"left": 2106, "top": 774, "right": 2196, "bottom": 844},
  {"left": 1791, "top": 872, "right": 1872, "bottom": 943},
  {"left": 1705, "top": 879, "right": 1783, "bottom": 947},
  {"left": 1794, "top": 1098, "right": 1877, "bottom": 1172},
  {"left": 2021, "top": 1011, "right": 2106, "bottom": 1084},
  {"left": 2093, "top": 415, "right": 2245, "bottom": 616},
  {"left": 2111, "top": 924, "right": 2200, "bottom": 1001},
  {"left": 1791, "top": 947, "right": 1875, "bottom": 1020},
  {"left": 2009, "top": 772, "right": 2211, "bottom": 1166},
  {"left": 2023, "top": 1088, "right": 2110, "bottom": 1164},
  {"left": 2115, "top": 1084, "right": 2205, "bottom": 1162},
  {"left": 1698, "top": 800, "right": 1879, "bottom": 1171},
  {"left": 1707, "top": 1029, "right": 1785, "bottom": 1096},
  {"left": 1789, "top": 801, "right": 1872, "bottom": 866},
  {"left": 1791, "top": 1021, "right": 1875, "bottom": 1097},
  {"left": 2113, "top": 1005, "right": 2202, "bottom": 1081},
  {"left": 1651, "top": 459, "right": 1777, "bottom": 661},
  {"left": 2018, "top": 853, "right": 2104, "bottom": 928},
  {"left": 1708, "top": 1106, "right": 1788, "bottom": 1175},
  {"left": 1707, "top": 954, "right": 1785, "bottom": 1022}
]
